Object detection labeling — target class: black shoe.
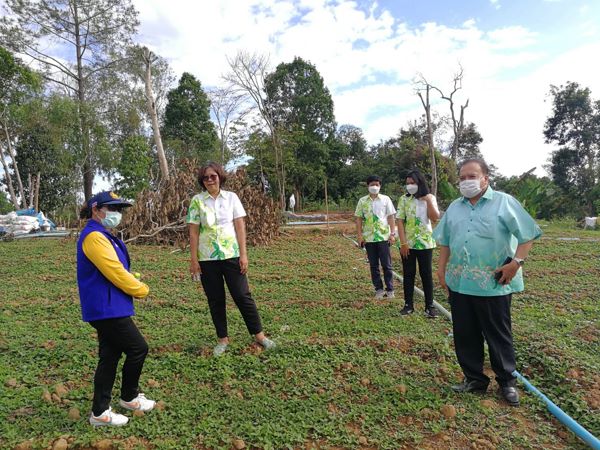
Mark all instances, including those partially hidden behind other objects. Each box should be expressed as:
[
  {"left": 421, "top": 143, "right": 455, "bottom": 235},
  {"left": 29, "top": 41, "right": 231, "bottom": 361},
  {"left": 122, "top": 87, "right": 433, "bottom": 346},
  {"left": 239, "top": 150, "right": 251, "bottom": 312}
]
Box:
[
  {"left": 500, "top": 386, "right": 520, "bottom": 406},
  {"left": 400, "top": 305, "right": 414, "bottom": 315},
  {"left": 451, "top": 379, "right": 489, "bottom": 394},
  {"left": 424, "top": 307, "right": 438, "bottom": 318}
]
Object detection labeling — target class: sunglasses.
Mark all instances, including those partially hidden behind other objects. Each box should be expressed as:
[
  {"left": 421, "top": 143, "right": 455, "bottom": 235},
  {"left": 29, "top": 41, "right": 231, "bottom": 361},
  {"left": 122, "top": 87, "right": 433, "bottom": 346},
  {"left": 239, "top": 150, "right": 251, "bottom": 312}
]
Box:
[
  {"left": 104, "top": 205, "right": 124, "bottom": 212},
  {"left": 202, "top": 174, "right": 218, "bottom": 181}
]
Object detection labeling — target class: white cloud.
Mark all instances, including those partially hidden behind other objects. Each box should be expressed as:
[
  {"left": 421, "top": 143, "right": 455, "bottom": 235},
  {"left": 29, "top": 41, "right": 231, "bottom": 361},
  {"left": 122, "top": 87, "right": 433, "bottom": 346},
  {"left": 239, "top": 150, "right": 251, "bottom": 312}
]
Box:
[{"left": 132, "top": 0, "right": 599, "bottom": 176}]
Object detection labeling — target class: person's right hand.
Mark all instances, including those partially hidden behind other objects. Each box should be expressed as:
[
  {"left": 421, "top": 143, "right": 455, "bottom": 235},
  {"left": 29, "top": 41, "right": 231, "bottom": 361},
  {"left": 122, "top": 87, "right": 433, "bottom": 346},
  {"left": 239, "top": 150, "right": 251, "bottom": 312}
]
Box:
[
  {"left": 400, "top": 243, "right": 410, "bottom": 258},
  {"left": 437, "top": 269, "right": 448, "bottom": 295},
  {"left": 190, "top": 260, "right": 201, "bottom": 281}
]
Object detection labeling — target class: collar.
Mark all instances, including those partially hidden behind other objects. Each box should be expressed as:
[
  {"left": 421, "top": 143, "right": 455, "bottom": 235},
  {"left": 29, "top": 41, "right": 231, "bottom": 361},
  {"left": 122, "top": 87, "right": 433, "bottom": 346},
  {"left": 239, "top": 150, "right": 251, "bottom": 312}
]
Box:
[
  {"left": 462, "top": 185, "right": 494, "bottom": 204},
  {"left": 201, "top": 189, "right": 229, "bottom": 200}
]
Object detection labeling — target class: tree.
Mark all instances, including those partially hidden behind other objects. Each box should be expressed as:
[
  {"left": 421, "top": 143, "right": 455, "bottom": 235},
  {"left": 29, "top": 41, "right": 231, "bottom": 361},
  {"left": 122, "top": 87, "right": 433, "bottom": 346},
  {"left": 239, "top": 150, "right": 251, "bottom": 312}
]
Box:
[
  {"left": 208, "top": 85, "right": 251, "bottom": 164},
  {"left": 264, "top": 57, "right": 336, "bottom": 206},
  {"left": 0, "top": 0, "right": 140, "bottom": 200},
  {"left": 0, "top": 46, "right": 40, "bottom": 208},
  {"left": 430, "top": 65, "right": 470, "bottom": 161},
  {"left": 163, "top": 72, "right": 218, "bottom": 163},
  {"left": 458, "top": 122, "right": 484, "bottom": 160},
  {"left": 128, "top": 45, "right": 172, "bottom": 180},
  {"left": 114, "top": 135, "right": 152, "bottom": 200},
  {"left": 544, "top": 82, "right": 600, "bottom": 214},
  {"left": 224, "top": 51, "right": 287, "bottom": 208},
  {"left": 11, "top": 95, "right": 80, "bottom": 213},
  {"left": 414, "top": 74, "right": 439, "bottom": 195}
]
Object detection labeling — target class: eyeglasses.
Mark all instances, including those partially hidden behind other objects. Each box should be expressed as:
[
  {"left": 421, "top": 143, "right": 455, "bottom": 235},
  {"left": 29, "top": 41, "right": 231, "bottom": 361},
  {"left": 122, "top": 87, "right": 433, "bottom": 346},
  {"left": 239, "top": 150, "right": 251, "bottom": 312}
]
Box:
[
  {"left": 202, "top": 174, "right": 218, "bottom": 181},
  {"left": 104, "top": 205, "right": 124, "bottom": 212}
]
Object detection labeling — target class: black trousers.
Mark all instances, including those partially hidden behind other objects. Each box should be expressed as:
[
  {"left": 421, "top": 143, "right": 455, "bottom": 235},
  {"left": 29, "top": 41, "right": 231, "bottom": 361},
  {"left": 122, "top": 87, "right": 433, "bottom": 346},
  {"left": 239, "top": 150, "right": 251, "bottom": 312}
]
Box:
[
  {"left": 364, "top": 241, "right": 394, "bottom": 292},
  {"left": 199, "top": 257, "right": 263, "bottom": 339},
  {"left": 89, "top": 316, "right": 148, "bottom": 416},
  {"left": 400, "top": 248, "right": 434, "bottom": 308},
  {"left": 449, "top": 290, "right": 516, "bottom": 387}
]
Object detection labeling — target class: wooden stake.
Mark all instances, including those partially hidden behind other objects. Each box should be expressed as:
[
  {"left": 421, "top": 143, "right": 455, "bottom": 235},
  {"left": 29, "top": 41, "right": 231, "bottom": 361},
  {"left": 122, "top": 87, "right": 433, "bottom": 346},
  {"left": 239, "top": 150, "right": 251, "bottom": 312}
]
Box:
[{"left": 325, "top": 177, "right": 329, "bottom": 234}]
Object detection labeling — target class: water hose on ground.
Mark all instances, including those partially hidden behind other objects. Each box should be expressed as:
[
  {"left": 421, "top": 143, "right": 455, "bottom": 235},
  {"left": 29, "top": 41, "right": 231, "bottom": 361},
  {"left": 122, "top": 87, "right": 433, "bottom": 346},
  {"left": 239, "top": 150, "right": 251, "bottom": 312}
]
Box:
[{"left": 342, "top": 233, "right": 600, "bottom": 449}]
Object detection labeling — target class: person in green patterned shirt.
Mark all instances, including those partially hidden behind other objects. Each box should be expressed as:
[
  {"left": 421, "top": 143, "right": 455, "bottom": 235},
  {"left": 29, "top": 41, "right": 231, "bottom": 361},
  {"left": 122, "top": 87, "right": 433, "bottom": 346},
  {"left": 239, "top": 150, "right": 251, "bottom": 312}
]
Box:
[
  {"left": 355, "top": 175, "right": 397, "bottom": 299},
  {"left": 396, "top": 169, "right": 440, "bottom": 317},
  {"left": 187, "top": 162, "right": 275, "bottom": 356}
]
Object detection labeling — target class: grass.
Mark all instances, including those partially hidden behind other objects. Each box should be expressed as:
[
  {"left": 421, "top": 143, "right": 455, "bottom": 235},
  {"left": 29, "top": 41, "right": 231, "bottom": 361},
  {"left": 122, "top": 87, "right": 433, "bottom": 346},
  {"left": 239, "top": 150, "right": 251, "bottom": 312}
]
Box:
[{"left": 0, "top": 223, "right": 598, "bottom": 449}]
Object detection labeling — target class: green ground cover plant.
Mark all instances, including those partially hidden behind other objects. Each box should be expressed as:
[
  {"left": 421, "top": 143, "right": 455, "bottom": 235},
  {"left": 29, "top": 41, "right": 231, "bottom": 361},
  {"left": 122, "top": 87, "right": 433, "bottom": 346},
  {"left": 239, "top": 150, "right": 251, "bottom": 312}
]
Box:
[{"left": 0, "top": 223, "right": 598, "bottom": 449}]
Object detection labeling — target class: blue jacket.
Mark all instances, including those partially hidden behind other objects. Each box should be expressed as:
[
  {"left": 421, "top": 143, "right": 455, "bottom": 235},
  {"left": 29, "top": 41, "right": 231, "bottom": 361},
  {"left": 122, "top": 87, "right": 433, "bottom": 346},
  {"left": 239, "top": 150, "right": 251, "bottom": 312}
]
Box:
[{"left": 77, "top": 220, "right": 135, "bottom": 322}]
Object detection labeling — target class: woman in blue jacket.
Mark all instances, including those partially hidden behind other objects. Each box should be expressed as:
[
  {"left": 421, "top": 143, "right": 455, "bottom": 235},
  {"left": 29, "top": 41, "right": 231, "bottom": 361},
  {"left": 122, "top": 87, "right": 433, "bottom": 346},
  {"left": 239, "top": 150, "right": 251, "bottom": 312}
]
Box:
[{"left": 77, "top": 191, "right": 155, "bottom": 427}]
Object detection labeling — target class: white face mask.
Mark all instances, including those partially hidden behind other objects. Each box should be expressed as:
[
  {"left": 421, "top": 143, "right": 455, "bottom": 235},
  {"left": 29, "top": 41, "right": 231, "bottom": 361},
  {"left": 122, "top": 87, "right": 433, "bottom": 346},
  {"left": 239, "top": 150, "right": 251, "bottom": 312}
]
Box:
[
  {"left": 368, "top": 185, "right": 380, "bottom": 195},
  {"left": 101, "top": 210, "right": 122, "bottom": 228},
  {"left": 459, "top": 179, "right": 483, "bottom": 199},
  {"left": 406, "top": 184, "right": 418, "bottom": 195}
]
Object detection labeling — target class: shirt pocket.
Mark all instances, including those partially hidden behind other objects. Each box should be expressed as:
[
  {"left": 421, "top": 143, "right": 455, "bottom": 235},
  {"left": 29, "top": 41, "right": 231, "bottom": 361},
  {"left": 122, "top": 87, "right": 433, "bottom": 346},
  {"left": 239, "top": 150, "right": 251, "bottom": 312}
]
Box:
[{"left": 473, "top": 216, "right": 494, "bottom": 239}]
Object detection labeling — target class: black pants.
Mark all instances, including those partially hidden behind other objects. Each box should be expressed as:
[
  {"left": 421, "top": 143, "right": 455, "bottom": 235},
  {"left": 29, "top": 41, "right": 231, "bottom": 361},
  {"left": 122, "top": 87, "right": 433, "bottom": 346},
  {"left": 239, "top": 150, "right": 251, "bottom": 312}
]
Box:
[
  {"left": 364, "top": 241, "right": 394, "bottom": 292},
  {"left": 200, "top": 257, "right": 263, "bottom": 339},
  {"left": 89, "top": 317, "right": 148, "bottom": 416},
  {"left": 401, "top": 248, "right": 434, "bottom": 309},
  {"left": 449, "top": 290, "right": 516, "bottom": 387}
]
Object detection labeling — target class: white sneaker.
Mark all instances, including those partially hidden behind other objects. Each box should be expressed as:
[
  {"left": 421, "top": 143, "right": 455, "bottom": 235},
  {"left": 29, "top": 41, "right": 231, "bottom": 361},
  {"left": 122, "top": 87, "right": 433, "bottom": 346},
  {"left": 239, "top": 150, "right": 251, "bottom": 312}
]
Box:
[
  {"left": 385, "top": 290, "right": 395, "bottom": 299},
  {"left": 89, "top": 407, "right": 129, "bottom": 427},
  {"left": 374, "top": 289, "right": 385, "bottom": 299},
  {"left": 119, "top": 393, "right": 155, "bottom": 412}
]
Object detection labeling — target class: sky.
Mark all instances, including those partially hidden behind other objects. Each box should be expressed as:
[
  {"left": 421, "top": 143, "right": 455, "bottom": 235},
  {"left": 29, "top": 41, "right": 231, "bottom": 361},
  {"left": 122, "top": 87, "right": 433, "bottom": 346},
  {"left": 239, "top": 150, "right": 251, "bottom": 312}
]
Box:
[{"left": 132, "top": 0, "right": 600, "bottom": 178}]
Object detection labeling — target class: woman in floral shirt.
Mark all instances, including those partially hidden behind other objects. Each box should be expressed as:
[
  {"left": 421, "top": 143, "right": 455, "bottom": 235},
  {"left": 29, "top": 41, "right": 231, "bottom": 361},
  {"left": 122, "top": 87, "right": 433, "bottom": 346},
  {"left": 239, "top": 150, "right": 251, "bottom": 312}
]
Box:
[
  {"left": 187, "top": 162, "right": 275, "bottom": 356},
  {"left": 396, "top": 170, "right": 440, "bottom": 317}
]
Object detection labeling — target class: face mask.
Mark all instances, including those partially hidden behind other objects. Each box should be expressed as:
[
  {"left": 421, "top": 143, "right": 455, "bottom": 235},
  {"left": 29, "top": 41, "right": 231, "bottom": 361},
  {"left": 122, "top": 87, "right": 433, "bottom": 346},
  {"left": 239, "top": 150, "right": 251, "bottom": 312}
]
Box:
[
  {"left": 406, "top": 184, "right": 418, "bottom": 195},
  {"left": 459, "top": 179, "right": 482, "bottom": 199},
  {"left": 101, "top": 210, "right": 122, "bottom": 228},
  {"left": 368, "top": 185, "right": 380, "bottom": 195}
]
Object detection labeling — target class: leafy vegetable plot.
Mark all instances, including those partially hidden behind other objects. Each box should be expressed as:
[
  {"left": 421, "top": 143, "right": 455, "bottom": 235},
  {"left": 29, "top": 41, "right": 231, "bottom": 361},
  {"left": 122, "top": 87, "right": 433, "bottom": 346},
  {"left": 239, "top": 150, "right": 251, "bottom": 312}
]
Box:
[{"left": 0, "top": 224, "right": 597, "bottom": 449}]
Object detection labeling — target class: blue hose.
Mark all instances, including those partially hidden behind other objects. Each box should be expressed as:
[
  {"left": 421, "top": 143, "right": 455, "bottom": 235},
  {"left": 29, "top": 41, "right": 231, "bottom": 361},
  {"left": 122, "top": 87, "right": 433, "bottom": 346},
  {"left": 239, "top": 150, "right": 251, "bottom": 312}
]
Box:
[
  {"left": 513, "top": 371, "right": 600, "bottom": 449},
  {"left": 342, "top": 234, "right": 600, "bottom": 449}
]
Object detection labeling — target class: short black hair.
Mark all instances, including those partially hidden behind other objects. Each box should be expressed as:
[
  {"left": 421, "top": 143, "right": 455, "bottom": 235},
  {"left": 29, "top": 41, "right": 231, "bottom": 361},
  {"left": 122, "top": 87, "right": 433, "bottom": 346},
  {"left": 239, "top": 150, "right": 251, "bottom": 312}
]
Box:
[
  {"left": 459, "top": 158, "right": 489, "bottom": 175},
  {"left": 366, "top": 175, "right": 382, "bottom": 185},
  {"left": 405, "top": 169, "right": 430, "bottom": 198}
]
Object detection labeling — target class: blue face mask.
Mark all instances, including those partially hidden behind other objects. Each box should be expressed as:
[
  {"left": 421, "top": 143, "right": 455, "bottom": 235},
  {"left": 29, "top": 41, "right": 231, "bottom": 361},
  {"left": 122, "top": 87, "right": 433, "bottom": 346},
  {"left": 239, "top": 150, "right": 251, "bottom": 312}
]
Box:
[{"left": 101, "top": 210, "right": 122, "bottom": 228}]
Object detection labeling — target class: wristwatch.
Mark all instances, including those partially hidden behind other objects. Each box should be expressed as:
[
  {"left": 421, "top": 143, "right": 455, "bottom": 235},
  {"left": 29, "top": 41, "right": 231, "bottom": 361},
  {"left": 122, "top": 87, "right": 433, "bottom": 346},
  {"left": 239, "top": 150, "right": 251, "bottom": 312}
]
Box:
[{"left": 514, "top": 257, "right": 525, "bottom": 266}]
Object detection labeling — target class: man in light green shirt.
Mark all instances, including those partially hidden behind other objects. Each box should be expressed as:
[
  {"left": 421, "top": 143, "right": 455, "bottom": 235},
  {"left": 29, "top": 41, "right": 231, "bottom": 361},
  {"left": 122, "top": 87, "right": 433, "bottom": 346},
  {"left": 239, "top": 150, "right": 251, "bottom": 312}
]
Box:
[
  {"left": 355, "top": 175, "right": 397, "bottom": 299},
  {"left": 433, "top": 158, "right": 542, "bottom": 407}
]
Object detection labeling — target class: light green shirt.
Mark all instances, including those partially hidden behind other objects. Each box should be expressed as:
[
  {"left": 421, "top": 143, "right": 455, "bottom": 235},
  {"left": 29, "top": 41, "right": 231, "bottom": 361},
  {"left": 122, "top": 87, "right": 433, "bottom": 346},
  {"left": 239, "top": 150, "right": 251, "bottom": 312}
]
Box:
[
  {"left": 396, "top": 195, "right": 438, "bottom": 249},
  {"left": 432, "top": 187, "right": 542, "bottom": 296},
  {"left": 186, "top": 190, "right": 246, "bottom": 261},
  {"left": 354, "top": 194, "right": 396, "bottom": 242}
]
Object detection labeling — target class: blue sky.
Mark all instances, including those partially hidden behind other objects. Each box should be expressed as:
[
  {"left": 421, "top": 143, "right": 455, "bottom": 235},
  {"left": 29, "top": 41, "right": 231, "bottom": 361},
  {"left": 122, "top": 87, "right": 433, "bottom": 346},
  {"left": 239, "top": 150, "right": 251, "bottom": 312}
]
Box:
[
  {"left": 3, "top": 0, "right": 599, "bottom": 190},
  {"left": 131, "top": 0, "right": 600, "bottom": 178}
]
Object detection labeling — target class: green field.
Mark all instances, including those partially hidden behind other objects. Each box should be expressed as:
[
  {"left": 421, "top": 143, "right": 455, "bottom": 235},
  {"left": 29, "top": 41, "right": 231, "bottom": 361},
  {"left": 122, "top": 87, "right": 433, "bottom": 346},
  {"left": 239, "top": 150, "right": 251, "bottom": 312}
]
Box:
[{"left": 0, "top": 222, "right": 599, "bottom": 449}]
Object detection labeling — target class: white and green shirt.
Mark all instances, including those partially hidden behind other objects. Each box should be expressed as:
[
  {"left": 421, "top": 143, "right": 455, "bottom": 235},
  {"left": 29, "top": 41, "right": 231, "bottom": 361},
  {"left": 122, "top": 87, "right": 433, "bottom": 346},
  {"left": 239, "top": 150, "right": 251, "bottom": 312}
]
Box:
[
  {"left": 396, "top": 194, "right": 438, "bottom": 250},
  {"left": 354, "top": 194, "right": 396, "bottom": 242},
  {"left": 186, "top": 190, "right": 246, "bottom": 261}
]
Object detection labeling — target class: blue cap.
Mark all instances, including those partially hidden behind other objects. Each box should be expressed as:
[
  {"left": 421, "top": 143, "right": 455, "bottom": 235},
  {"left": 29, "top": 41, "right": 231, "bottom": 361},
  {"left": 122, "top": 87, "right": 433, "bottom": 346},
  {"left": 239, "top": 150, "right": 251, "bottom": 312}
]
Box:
[{"left": 87, "top": 191, "right": 132, "bottom": 209}]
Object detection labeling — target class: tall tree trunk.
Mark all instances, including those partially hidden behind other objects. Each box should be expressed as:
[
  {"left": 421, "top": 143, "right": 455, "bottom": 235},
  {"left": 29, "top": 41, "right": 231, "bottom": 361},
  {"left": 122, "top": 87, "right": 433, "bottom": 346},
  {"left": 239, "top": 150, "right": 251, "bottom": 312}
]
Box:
[
  {"left": 28, "top": 173, "right": 34, "bottom": 207},
  {"left": 143, "top": 48, "right": 169, "bottom": 180},
  {"left": 34, "top": 172, "right": 41, "bottom": 212},
  {"left": 73, "top": 1, "right": 93, "bottom": 200},
  {"left": 420, "top": 87, "right": 438, "bottom": 195},
  {"left": 0, "top": 144, "right": 19, "bottom": 208},
  {"left": 2, "top": 122, "right": 25, "bottom": 206}
]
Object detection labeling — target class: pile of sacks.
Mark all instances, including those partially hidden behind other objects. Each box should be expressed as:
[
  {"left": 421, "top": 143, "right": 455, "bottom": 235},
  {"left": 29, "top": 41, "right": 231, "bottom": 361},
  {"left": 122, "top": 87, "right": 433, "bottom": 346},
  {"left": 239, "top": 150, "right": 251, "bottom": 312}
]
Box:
[
  {"left": 0, "top": 211, "right": 40, "bottom": 236},
  {"left": 0, "top": 209, "right": 55, "bottom": 237}
]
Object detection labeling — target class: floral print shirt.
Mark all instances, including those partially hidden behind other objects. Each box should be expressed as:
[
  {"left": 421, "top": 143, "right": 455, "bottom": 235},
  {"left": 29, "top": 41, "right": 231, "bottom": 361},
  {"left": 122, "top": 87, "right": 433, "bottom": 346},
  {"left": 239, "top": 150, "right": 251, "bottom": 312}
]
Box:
[
  {"left": 186, "top": 190, "right": 246, "bottom": 261},
  {"left": 354, "top": 194, "right": 396, "bottom": 242},
  {"left": 433, "top": 187, "right": 542, "bottom": 296},
  {"left": 396, "top": 194, "right": 438, "bottom": 250}
]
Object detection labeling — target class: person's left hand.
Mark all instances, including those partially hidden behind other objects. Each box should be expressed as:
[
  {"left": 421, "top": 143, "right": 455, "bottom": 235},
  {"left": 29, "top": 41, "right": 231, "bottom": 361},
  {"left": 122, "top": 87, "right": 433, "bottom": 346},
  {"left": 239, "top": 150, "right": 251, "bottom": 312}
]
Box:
[
  {"left": 495, "top": 260, "right": 519, "bottom": 285},
  {"left": 239, "top": 255, "right": 249, "bottom": 275}
]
